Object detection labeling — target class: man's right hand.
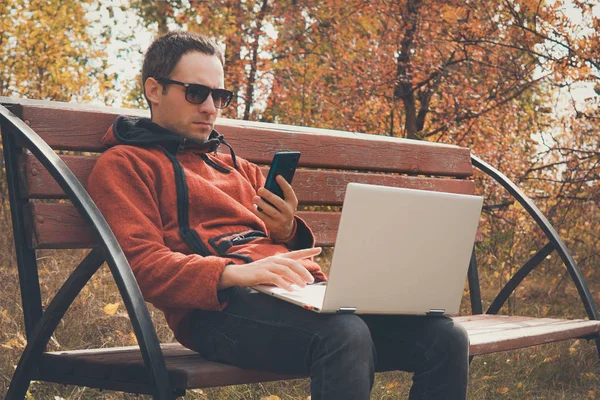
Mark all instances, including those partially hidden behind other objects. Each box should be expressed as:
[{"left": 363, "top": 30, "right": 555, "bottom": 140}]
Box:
[{"left": 217, "top": 247, "right": 322, "bottom": 291}]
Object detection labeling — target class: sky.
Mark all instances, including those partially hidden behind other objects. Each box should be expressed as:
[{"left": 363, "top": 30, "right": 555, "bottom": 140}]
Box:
[{"left": 86, "top": 1, "right": 154, "bottom": 107}]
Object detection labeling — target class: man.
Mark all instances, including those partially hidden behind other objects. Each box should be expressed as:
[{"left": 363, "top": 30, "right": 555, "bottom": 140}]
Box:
[{"left": 89, "top": 31, "right": 469, "bottom": 399}]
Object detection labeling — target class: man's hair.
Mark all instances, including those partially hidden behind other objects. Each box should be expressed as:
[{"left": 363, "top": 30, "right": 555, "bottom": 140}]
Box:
[{"left": 141, "top": 31, "right": 225, "bottom": 109}]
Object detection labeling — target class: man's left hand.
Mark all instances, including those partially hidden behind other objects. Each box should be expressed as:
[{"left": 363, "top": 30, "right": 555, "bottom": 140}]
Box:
[{"left": 253, "top": 175, "right": 298, "bottom": 242}]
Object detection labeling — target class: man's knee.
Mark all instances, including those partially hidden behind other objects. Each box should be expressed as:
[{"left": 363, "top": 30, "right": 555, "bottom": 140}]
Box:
[
  {"left": 446, "top": 320, "right": 469, "bottom": 353},
  {"left": 316, "top": 315, "right": 376, "bottom": 358},
  {"left": 430, "top": 318, "right": 470, "bottom": 358},
  {"left": 308, "top": 316, "right": 376, "bottom": 398}
]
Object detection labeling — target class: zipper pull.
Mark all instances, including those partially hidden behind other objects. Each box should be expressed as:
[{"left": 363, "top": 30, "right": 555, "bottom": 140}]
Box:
[
  {"left": 231, "top": 231, "right": 250, "bottom": 243},
  {"left": 178, "top": 138, "right": 187, "bottom": 152},
  {"left": 231, "top": 233, "right": 245, "bottom": 243}
]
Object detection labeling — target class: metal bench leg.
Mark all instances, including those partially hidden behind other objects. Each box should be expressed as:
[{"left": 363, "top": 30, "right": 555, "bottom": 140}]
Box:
[
  {"left": 6, "top": 248, "right": 104, "bottom": 400},
  {"left": 467, "top": 248, "right": 483, "bottom": 315}
]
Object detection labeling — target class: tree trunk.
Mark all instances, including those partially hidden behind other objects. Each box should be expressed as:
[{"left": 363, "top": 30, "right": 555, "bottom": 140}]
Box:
[
  {"left": 155, "top": 2, "right": 169, "bottom": 35},
  {"left": 393, "top": 0, "right": 422, "bottom": 140},
  {"left": 243, "top": 0, "right": 270, "bottom": 120},
  {"left": 224, "top": 0, "right": 244, "bottom": 117}
]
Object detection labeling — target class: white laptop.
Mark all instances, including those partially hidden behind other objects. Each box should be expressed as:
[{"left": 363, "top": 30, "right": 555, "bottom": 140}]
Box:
[{"left": 253, "top": 182, "right": 483, "bottom": 316}]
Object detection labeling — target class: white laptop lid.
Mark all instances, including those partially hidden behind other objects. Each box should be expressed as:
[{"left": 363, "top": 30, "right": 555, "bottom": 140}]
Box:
[{"left": 321, "top": 183, "right": 483, "bottom": 315}]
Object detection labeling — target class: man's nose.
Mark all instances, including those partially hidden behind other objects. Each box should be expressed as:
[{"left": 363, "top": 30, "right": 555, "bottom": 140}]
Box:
[{"left": 198, "top": 94, "right": 217, "bottom": 113}]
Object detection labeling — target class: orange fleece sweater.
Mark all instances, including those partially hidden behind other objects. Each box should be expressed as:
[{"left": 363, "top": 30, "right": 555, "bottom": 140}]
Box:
[{"left": 88, "top": 117, "right": 326, "bottom": 347}]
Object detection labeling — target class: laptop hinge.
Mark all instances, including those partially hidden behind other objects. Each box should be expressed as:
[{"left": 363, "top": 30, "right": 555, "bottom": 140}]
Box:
[
  {"left": 337, "top": 307, "right": 357, "bottom": 314},
  {"left": 427, "top": 309, "right": 445, "bottom": 316}
]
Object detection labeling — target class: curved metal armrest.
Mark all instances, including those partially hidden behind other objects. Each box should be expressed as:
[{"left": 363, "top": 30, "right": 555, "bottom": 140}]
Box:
[
  {"left": 471, "top": 154, "right": 599, "bottom": 322},
  {"left": 0, "top": 104, "right": 172, "bottom": 399}
]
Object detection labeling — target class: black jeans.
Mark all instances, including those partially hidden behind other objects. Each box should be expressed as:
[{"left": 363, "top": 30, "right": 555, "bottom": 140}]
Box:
[{"left": 188, "top": 287, "right": 469, "bottom": 399}]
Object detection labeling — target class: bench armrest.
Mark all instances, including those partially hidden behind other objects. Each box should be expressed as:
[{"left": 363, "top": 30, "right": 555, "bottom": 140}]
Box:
[
  {"left": 471, "top": 153, "right": 599, "bottom": 322},
  {"left": 0, "top": 104, "right": 172, "bottom": 399}
]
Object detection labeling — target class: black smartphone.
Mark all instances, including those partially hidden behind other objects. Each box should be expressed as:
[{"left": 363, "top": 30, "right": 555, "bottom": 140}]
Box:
[{"left": 261, "top": 151, "right": 301, "bottom": 208}]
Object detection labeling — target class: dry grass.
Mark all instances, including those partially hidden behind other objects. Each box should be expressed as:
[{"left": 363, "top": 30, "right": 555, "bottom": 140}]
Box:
[{"left": 0, "top": 200, "right": 599, "bottom": 399}]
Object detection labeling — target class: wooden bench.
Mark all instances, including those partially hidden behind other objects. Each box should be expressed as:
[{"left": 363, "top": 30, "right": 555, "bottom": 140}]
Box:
[{"left": 1, "top": 97, "right": 599, "bottom": 399}]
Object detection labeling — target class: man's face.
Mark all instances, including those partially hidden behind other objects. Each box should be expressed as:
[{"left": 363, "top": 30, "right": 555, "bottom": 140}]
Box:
[{"left": 146, "top": 51, "right": 225, "bottom": 141}]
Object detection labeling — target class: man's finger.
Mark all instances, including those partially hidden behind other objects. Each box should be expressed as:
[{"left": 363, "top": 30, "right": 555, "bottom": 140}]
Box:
[
  {"left": 278, "top": 247, "right": 322, "bottom": 260},
  {"left": 271, "top": 264, "right": 307, "bottom": 287},
  {"left": 268, "top": 273, "right": 294, "bottom": 292},
  {"left": 272, "top": 257, "right": 314, "bottom": 284},
  {"left": 253, "top": 196, "right": 280, "bottom": 218},
  {"left": 257, "top": 187, "right": 286, "bottom": 208},
  {"left": 252, "top": 204, "right": 281, "bottom": 232},
  {"left": 276, "top": 175, "right": 298, "bottom": 206}
]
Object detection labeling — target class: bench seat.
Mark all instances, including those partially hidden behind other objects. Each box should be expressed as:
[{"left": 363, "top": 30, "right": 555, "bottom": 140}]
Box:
[
  {"left": 38, "top": 343, "right": 301, "bottom": 394},
  {"left": 36, "top": 315, "right": 600, "bottom": 395},
  {"left": 454, "top": 315, "right": 600, "bottom": 355}
]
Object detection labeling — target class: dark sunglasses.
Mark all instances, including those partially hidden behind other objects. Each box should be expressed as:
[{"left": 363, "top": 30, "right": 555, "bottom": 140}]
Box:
[{"left": 155, "top": 77, "right": 234, "bottom": 109}]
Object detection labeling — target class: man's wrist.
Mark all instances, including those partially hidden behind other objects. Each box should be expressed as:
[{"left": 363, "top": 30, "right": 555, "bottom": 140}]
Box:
[
  {"left": 272, "top": 219, "right": 297, "bottom": 243},
  {"left": 217, "top": 263, "right": 237, "bottom": 290}
]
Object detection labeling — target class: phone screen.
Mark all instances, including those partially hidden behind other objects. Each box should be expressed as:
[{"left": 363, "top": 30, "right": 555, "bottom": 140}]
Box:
[{"left": 264, "top": 151, "right": 301, "bottom": 200}]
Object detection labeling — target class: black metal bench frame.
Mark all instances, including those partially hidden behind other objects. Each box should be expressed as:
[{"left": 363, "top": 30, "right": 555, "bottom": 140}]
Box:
[{"left": 1, "top": 98, "right": 598, "bottom": 399}]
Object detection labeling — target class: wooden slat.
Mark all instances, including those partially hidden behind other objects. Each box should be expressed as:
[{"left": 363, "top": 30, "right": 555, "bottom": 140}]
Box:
[
  {"left": 16, "top": 101, "right": 473, "bottom": 176},
  {"left": 455, "top": 315, "right": 548, "bottom": 328},
  {"left": 20, "top": 153, "right": 96, "bottom": 198},
  {"left": 25, "top": 197, "right": 483, "bottom": 249},
  {"left": 452, "top": 315, "right": 600, "bottom": 355},
  {"left": 24, "top": 202, "right": 340, "bottom": 249},
  {"left": 20, "top": 153, "right": 476, "bottom": 201},
  {"left": 39, "top": 343, "right": 302, "bottom": 391}
]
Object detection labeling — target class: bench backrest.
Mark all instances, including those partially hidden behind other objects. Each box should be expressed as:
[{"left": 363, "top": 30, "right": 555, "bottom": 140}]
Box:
[{"left": 4, "top": 100, "right": 475, "bottom": 251}]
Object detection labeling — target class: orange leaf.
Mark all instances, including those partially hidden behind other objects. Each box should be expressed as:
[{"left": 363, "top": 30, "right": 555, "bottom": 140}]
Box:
[{"left": 385, "top": 381, "right": 400, "bottom": 389}]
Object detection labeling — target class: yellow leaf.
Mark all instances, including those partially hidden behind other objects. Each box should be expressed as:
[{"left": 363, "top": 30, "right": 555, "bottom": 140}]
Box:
[
  {"left": 569, "top": 340, "right": 580, "bottom": 355},
  {"left": 583, "top": 372, "right": 598, "bottom": 380},
  {"left": 129, "top": 332, "right": 138, "bottom": 345},
  {"left": 496, "top": 387, "right": 509, "bottom": 394},
  {"left": 103, "top": 302, "right": 120, "bottom": 315},
  {"left": 2, "top": 338, "right": 25, "bottom": 350},
  {"left": 260, "top": 396, "right": 280, "bottom": 400}
]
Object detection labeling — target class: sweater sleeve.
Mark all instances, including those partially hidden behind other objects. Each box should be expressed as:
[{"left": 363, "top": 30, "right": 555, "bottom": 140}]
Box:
[
  {"left": 244, "top": 159, "right": 316, "bottom": 250},
  {"left": 88, "top": 148, "right": 230, "bottom": 311}
]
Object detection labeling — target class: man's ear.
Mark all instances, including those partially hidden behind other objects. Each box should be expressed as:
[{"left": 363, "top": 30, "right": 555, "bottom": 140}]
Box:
[{"left": 144, "top": 77, "right": 162, "bottom": 108}]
